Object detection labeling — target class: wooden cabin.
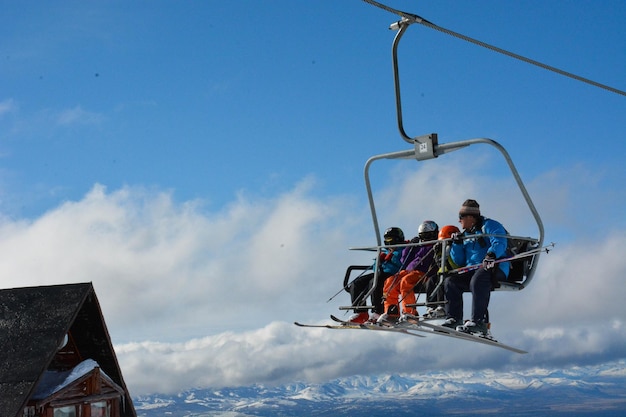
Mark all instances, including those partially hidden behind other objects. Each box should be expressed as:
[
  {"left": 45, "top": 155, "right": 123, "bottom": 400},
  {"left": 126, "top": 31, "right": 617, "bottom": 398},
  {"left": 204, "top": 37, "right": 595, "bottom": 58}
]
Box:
[{"left": 0, "top": 283, "right": 137, "bottom": 417}]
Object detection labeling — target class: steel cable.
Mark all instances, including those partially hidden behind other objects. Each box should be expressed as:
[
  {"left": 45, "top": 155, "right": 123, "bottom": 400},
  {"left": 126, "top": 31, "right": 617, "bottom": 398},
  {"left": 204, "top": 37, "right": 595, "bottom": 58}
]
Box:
[{"left": 362, "top": 0, "right": 626, "bottom": 97}]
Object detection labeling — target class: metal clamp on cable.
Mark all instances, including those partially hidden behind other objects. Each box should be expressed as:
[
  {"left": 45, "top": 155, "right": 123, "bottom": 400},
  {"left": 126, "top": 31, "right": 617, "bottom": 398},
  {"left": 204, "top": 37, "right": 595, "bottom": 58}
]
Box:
[{"left": 413, "top": 133, "right": 438, "bottom": 161}]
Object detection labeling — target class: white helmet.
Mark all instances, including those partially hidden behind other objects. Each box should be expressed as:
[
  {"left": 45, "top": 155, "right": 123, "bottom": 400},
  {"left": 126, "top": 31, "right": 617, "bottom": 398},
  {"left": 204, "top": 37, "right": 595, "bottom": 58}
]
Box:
[{"left": 418, "top": 220, "right": 439, "bottom": 241}]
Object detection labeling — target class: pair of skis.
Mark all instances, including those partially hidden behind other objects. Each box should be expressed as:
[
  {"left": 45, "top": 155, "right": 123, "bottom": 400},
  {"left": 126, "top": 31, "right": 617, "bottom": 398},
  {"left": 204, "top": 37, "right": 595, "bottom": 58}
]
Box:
[
  {"left": 294, "top": 315, "right": 527, "bottom": 354},
  {"left": 294, "top": 315, "right": 426, "bottom": 338}
]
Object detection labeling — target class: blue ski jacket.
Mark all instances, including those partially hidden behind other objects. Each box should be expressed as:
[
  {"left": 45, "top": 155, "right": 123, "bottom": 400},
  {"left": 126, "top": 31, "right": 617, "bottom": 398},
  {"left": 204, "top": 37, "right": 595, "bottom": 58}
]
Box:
[
  {"left": 378, "top": 247, "right": 404, "bottom": 274},
  {"left": 450, "top": 216, "right": 510, "bottom": 277}
]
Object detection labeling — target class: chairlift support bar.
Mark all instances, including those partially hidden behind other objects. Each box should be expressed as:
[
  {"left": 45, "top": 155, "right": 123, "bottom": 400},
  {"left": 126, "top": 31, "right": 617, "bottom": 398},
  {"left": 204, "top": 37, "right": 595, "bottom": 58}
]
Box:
[
  {"left": 359, "top": 18, "right": 545, "bottom": 303},
  {"left": 364, "top": 138, "right": 545, "bottom": 251},
  {"left": 392, "top": 18, "right": 418, "bottom": 144}
]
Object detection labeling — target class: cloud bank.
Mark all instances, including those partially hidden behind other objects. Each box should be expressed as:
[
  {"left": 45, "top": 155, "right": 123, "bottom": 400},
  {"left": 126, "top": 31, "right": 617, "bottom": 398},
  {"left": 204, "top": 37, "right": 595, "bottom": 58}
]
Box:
[{"left": 1, "top": 158, "right": 624, "bottom": 395}]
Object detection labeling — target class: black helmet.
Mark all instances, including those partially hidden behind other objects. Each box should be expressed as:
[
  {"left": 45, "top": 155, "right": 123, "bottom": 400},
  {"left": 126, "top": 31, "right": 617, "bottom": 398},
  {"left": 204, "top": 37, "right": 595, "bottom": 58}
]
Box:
[
  {"left": 418, "top": 220, "right": 439, "bottom": 242},
  {"left": 384, "top": 227, "right": 405, "bottom": 245}
]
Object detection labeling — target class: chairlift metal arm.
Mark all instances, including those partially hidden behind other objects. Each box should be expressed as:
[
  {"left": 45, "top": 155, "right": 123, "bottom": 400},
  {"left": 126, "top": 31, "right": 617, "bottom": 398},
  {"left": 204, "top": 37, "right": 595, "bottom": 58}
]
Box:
[
  {"left": 391, "top": 18, "right": 413, "bottom": 143},
  {"left": 364, "top": 149, "right": 416, "bottom": 247}
]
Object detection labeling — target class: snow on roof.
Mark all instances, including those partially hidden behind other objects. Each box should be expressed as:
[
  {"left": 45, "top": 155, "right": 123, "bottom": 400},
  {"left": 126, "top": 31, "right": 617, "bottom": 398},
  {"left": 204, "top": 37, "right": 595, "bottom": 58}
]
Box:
[{"left": 31, "top": 359, "right": 104, "bottom": 400}]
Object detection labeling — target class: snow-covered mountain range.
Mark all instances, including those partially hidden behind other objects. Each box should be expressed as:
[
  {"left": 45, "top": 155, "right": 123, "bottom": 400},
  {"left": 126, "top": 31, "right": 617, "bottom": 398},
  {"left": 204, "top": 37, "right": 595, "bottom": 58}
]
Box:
[{"left": 134, "top": 361, "right": 626, "bottom": 416}]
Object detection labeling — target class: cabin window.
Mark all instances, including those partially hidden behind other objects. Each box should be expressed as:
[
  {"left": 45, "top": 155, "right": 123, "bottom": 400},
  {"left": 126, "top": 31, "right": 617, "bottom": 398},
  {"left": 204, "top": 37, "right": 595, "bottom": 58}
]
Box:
[
  {"left": 53, "top": 405, "right": 77, "bottom": 417},
  {"left": 23, "top": 406, "right": 36, "bottom": 417},
  {"left": 90, "top": 401, "right": 110, "bottom": 417}
]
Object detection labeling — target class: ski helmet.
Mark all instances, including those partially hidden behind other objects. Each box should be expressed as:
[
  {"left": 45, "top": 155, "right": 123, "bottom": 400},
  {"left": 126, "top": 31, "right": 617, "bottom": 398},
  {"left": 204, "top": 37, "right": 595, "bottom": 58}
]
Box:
[
  {"left": 438, "top": 225, "right": 460, "bottom": 240},
  {"left": 418, "top": 220, "right": 439, "bottom": 242},
  {"left": 383, "top": 227, "right": 405, "bottom": 245}
]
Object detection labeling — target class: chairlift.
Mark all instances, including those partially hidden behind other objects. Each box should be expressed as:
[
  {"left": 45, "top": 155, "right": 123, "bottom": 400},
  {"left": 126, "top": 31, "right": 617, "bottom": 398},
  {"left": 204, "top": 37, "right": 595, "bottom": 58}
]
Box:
[{"left": 344, "top": 18, "right": 546, "bottom": 313}]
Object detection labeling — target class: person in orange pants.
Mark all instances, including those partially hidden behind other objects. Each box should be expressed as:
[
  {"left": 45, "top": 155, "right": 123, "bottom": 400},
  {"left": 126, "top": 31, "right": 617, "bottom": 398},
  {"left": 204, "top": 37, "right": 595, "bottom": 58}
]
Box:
[
  {"left": 399, "top": 270, "right": 429, "bottom": 315},
  {"left": 381, "top": 269, "right": 428, "bottom": 317},
  {"left": 379, "top": 220, "right": 438, "bottom": 324}
]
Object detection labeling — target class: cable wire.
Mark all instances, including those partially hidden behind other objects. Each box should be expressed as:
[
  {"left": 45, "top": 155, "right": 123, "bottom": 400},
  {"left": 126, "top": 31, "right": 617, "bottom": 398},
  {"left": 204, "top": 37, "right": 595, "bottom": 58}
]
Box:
[{"left": 362, "top": 0, "right": 626, "bottom": 97}]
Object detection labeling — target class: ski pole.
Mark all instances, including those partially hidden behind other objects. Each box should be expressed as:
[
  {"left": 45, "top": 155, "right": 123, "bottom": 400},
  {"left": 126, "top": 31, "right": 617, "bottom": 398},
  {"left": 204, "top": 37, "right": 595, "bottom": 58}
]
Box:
[{"left": 447, "top": 243, "right": 554, "bottom": 275}]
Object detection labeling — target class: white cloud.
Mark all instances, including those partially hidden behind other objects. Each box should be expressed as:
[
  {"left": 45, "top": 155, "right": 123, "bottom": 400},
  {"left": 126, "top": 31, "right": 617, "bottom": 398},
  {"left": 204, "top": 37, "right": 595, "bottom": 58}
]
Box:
[
  {"left": 56, "top": 105, "right": 104, "bottom": 125},
  {"left": 1, "top": 160, "right": 624, "bottom": 396},
  {"left": 0, "top": 181, "right": 362, "bottom": 341}
]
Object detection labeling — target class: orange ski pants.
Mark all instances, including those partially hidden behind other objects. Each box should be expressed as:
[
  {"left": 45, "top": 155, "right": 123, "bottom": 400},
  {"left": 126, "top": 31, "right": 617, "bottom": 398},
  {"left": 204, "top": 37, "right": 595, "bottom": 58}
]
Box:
[{"left": 383, "top": 270, "right": 425, "bottom": 315}]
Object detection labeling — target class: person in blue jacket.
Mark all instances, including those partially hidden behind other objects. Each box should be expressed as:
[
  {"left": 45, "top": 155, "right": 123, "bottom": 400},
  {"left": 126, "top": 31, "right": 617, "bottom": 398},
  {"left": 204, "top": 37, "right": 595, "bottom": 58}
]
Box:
[
  {"left": 442, "top": 199, "right": 509, "bottom": 337},
  {"left": 347, "top": 227, "right": 406, "bottom": 324}
]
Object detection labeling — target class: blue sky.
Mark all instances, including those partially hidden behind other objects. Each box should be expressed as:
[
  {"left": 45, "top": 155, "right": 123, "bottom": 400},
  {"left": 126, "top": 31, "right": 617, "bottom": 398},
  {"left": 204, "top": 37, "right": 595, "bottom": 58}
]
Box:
[{"left": 1, "top": 0, "right": 625, "bottom": 396}]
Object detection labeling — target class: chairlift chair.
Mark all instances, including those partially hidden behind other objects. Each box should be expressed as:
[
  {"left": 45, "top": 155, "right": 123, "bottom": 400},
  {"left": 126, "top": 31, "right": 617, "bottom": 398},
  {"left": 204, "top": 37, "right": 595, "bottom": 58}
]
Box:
[{"left": 343, "top": 18, "right": 545, "bottom": 312}]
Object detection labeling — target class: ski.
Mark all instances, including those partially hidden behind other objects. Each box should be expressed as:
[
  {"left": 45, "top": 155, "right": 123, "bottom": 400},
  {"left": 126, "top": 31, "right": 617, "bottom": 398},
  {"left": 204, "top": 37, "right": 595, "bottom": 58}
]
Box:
[
  {"left": 328, "top": 315, "right": 525, "bottom": 353},
  {"left": 294, "top": 321, "right": 363, "bottom": 330},
  {"left": 329, "top": 315, "right": 426, "bottom": 337},
  {"left": 330, "top": 314, "right": 375, "bottom": 325},
  {"left": 397, "top": 318, "right": 528, "bottom": 354},
  {"left": 292, "top": 318, "right": 426, "bottom": 338},
  {"left": 294, "top": 321, "right": 426, "bottom": 338}
]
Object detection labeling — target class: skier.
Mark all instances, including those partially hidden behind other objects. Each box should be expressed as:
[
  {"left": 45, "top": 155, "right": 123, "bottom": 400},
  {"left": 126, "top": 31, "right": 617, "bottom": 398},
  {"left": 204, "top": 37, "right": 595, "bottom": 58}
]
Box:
[
  {"left": 346, "top": 227, "right": 406, "bottom": 324},
  {"left": 442, "top": 199, "right": 509, "bottom": 337},
  {"left": 378, "top": 220, "right": 438, "bottom": 324}
]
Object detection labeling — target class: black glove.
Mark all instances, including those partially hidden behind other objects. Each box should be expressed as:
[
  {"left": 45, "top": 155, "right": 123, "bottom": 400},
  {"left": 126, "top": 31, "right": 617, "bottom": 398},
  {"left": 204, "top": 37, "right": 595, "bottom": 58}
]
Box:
[
  {"left": 410, "top": 236, "right": 420, "bottom": 243},
  {"left": 483, "top": 251, "right": 496, "bottom": 270},
  {"left": 450, "top": 232, "right": 463, "bottom": 244}
]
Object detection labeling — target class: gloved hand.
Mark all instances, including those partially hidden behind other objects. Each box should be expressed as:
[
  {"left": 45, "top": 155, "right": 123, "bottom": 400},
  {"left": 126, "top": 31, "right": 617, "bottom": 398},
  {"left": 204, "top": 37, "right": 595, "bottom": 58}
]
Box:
[
  {"left": 450, "top": 232, "right": 463, "bottom": 244},
  {"left": 384, "top": 251, "right": 394, "bottom": 262},
  {"left": 410, "top": 236, "right": 420, "bottom": 243},
  {"left": 483, "top": 252, "right": 496, "bottom": 270}
]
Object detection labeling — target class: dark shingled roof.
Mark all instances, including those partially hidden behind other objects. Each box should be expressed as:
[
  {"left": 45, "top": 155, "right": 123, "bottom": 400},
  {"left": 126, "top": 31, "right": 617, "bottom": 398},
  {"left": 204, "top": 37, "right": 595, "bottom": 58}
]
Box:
[{"left": 0, "top": 282, "right": 136, "bottom": 417}]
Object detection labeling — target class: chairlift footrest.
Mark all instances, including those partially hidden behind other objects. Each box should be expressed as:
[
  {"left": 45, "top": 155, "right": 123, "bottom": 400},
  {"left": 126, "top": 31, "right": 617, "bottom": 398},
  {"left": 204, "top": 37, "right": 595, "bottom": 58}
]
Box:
[
  {"left": 338, "top": 305, "right": 374, "bottom": 311},
  {"left": 405, "top": 301, "right": 447, "bottom": 308}
]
